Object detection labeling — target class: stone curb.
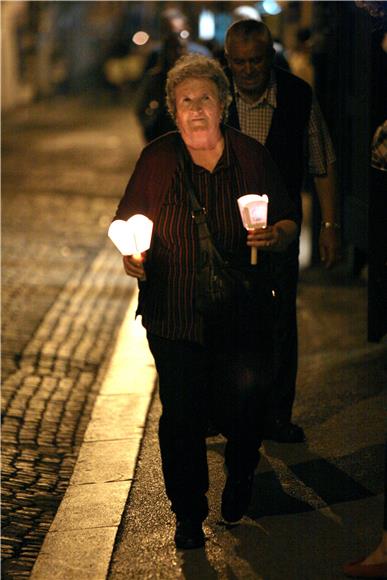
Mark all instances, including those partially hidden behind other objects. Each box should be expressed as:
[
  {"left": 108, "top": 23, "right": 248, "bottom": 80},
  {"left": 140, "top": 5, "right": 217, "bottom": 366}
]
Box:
[{"left": 30, "top": 291, "right": 157, "bottom": 579}]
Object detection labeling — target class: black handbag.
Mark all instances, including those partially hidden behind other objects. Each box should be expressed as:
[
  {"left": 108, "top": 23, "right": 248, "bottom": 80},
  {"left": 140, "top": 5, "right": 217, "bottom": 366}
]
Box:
[
  {"left": 193, "top": 215, "right": 255, "bottom": 318},
  {"left": 179, "top": 148, "right": 280, "bottom": 380}
]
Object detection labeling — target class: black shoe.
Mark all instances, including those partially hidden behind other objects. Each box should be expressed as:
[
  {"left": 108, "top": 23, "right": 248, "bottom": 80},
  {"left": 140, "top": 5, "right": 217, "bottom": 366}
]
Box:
[
  {"left": 221, "top": 473, "right": 254, "bottom": 524},
  {"left": 264, "top": 420, "right": 305, "bottom": 443},
  {"left": 174, "top": 518, "right": 205, "bottom": 550}
]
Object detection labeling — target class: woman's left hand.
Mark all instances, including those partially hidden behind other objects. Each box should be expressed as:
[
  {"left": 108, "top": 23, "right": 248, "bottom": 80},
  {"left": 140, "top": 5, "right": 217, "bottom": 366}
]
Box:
[{"left": 247, "top": 223, "right": 293, "bottom": 252}]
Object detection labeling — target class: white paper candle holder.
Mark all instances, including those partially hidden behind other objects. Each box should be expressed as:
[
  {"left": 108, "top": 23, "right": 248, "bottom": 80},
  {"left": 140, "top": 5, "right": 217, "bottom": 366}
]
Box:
[
  {"left": 237, "top": 194, "right": 269, "bottom": 265},
  {"left": 108, "top": 214, "right": 153, "bottom": 258}
]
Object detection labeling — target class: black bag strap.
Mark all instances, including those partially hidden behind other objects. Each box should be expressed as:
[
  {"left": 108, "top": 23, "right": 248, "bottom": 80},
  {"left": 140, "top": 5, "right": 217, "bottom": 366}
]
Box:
[{"left": 178, "top": 147, "right": 226, "bottom": 267}]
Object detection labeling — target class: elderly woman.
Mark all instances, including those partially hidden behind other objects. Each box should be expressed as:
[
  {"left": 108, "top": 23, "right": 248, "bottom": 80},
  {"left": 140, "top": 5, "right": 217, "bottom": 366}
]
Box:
[{"left": 113, "top": 54, "right": 299, "bottom": 549}]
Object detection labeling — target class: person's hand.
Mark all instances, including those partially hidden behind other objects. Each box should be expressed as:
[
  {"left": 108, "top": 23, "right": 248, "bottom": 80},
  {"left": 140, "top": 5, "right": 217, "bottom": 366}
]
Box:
[
  {"left": 247, "top": 224, "right": 291, "bottom": 252},
  {"left": 123, "top": 254, "right": 146, "bottom": 280},
  {"left": 319, "top": 228, "right": 341, "bottom": 268}
]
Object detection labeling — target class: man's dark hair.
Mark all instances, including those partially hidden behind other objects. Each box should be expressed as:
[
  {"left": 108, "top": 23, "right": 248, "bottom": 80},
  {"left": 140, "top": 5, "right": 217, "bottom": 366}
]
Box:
[{"left": 225, "top": 19, "right": 274, "bottom": 56}]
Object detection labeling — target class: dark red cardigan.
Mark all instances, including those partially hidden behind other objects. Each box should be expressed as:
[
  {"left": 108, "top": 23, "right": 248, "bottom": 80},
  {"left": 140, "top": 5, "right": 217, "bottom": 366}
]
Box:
[
  {"left": 114, "top": 125, "right": 299, "bottom": 227},
  {"left": 113, "top": 125, "right": 299, "bottom": 343}
]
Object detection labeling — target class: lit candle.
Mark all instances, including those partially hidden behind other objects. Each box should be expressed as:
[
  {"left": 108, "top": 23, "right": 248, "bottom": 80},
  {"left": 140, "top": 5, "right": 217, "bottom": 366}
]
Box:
[
  {"left": 108, "top": 214, "right": 153, "bottom": 255},
  {"left": 237, "top": 194, "right": 269, "bottom": 265},
  {"left": 108, "top": 214, "right": 153, "bottom": 279}
]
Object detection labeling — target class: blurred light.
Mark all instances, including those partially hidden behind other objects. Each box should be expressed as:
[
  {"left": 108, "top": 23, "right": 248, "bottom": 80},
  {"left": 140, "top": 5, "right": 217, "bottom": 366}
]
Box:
[
  {"left": 99, "top": 215, "right": 111, "bottom": 229},
  {"left": 234, "top": 5, "right": 261, "bottom": 21},
  {"left": 61, "top": 246, "right": 71, "bottom": 257},
  {"left": 199, "top": 10, "right": 215, "bottom": 41},
  {"left": 180, "top": 29, "right": 190, "bottom": 40},
  {"left": 132, "top": 31, "right": 149, "bottom": 46},
  {"left": 262, "top": 0, "right": 282, "bottom": 15}
]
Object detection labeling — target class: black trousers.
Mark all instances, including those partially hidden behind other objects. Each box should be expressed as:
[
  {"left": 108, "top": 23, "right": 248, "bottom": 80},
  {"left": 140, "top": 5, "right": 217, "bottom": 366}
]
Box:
[
  {"left": 265, "top": 254, "right": 299, "bottom": 424},
  {"left": 147, "top": 324, "right": 272, "bottom": 522}
]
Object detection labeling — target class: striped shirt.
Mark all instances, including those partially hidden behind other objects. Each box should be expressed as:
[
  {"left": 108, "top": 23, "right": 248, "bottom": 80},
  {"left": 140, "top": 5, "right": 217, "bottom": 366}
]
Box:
[
  {"left": 141, "top": 135, "right": 249, "bottom": 343},
  {"left": 234, "top": 70, "right": 336, "bottom": 175}
]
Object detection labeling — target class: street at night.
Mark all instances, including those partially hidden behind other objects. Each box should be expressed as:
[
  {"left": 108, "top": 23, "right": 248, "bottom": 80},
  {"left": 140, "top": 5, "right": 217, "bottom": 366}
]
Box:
[{"left": 2, "top": 1, "right": 387, "bottom": 578}]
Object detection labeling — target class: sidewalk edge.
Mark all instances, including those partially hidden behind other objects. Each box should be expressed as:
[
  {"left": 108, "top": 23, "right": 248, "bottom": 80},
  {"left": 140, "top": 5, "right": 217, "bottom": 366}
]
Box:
[{"left": 30, "top": 289, "right": 156, "bottom": 580}]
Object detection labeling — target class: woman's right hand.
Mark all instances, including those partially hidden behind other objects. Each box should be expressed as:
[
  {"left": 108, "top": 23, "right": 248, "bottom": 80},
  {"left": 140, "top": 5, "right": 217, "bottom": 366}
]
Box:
[{"left": 123, "top": 255, "right": 146, "bottom": 280}]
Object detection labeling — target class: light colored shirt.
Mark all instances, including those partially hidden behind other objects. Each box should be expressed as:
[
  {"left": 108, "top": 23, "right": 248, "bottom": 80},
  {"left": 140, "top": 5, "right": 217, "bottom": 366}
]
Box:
[{"left": 234, "top": 70, "right": 336, "bottom": 176}]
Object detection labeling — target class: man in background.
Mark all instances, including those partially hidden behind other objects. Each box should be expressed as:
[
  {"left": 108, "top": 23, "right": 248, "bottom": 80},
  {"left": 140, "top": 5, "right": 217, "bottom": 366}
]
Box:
[{"left": 224, "top": 19, "right": 341, "bottom": 443}]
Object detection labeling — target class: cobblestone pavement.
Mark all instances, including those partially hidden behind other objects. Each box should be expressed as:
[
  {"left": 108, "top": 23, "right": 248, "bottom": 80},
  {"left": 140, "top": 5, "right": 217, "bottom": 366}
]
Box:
[{"left": 1, "top": 95, "right": 144, "bottom": 578}]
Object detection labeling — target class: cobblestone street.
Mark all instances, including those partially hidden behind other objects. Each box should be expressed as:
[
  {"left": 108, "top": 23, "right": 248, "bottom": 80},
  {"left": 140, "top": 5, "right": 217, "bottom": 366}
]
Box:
[{"left": 1, "top": 96, "right": 144, "bottom": 578}]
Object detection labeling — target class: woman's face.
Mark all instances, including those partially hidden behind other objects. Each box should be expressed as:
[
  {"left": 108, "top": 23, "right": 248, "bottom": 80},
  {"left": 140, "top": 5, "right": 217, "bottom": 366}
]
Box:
[{"left": 175, "top": 77, "right": 223, "bottom": 146}]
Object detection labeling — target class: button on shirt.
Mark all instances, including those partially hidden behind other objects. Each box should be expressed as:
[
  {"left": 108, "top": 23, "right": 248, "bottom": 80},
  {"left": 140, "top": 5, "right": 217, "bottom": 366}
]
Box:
[{"left": 234, "top": 70, "right": 336, "bottom": 175}]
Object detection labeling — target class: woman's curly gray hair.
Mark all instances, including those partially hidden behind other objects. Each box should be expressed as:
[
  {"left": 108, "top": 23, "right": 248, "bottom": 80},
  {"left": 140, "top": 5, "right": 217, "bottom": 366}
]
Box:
[{"left": 166, "top": 54, "right": 232, "bottom": 122}]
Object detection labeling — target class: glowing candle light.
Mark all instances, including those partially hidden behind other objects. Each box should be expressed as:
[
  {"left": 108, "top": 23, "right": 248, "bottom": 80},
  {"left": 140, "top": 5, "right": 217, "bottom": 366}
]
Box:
[
  {"left": 237, "top": 194, "right": 269, "bottom": 265},
  {"left": 132, "top": 31, "right": 150, "bottom": 46},
  {"left": 108, "top": 214, "right": 153, "bottom": 257},
  {"left": 108, "top": 215, "right": 153, "bottom": 281}
]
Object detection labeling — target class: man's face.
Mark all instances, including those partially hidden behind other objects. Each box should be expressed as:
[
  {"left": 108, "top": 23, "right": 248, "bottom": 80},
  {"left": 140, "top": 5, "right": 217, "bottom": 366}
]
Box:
[{"left": 226, "top": 34, "right": 273, "bottom": 100}]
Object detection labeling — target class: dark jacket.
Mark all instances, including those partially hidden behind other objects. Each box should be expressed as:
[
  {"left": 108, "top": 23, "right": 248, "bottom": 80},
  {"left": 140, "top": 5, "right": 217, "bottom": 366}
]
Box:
[
  {"left": 226, "top": 66, "right": 313, "bottom": 218},
  {"left": 115, "top": 125, "right": 298, "bottom": 225},
  {"left": 114, "top": 126, "right": 299, "bottom": 343}
]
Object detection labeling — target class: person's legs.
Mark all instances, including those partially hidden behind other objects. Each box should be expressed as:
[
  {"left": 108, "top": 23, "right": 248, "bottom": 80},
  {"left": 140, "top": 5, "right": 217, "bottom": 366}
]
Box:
[
  {"left": 273, "top": 267, "right": 298, "bottom": 423},
  {"left": 210, "top": 329, "right": 267, "bottom": 523},
  {"left": 342, "top": 444, "right": 387, "bottom": 577},
  {"left": 147, "top": 333, "right": 209, "bottom": 524},
  {"left": 264, "top": 256, "right": 305, "bottom": 442},
  {"left": 216, "top": 349, "right": 263, "bottom": 473}
]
